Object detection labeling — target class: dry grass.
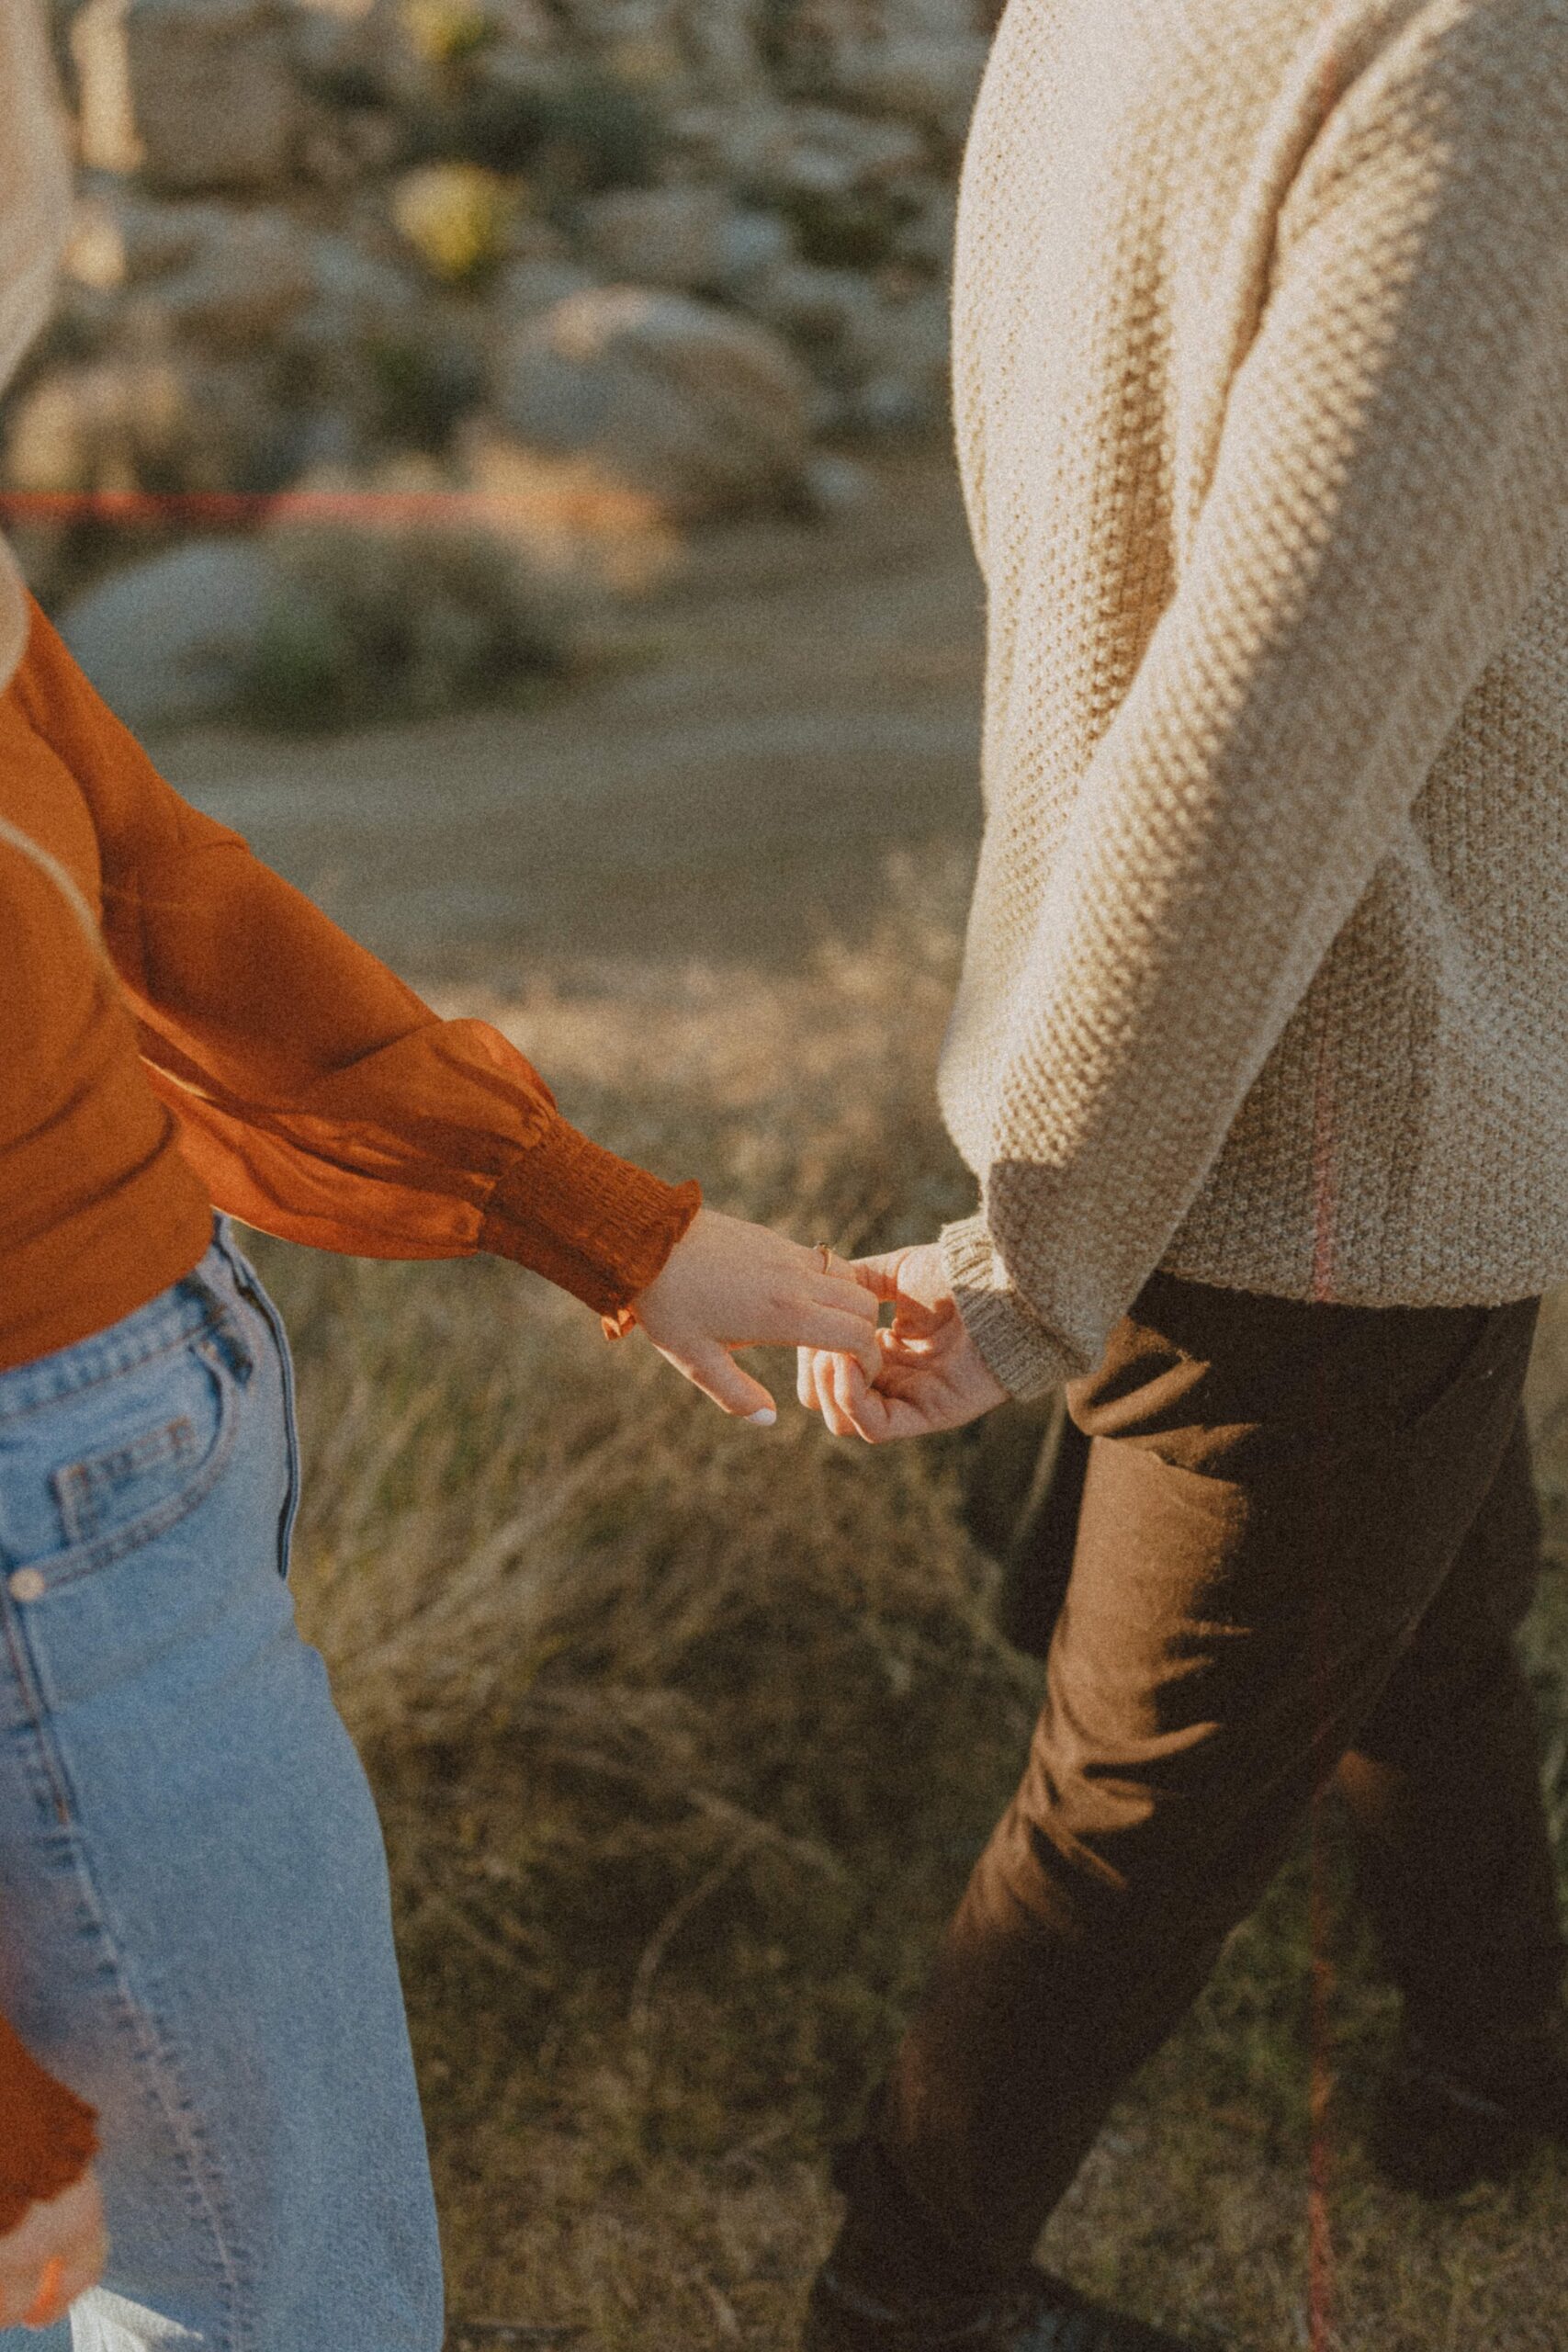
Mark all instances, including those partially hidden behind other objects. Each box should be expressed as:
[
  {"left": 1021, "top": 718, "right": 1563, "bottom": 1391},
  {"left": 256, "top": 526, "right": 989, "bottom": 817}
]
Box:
[{"left": 244, "top": 857, "right": 1568, "bottom": 2350}]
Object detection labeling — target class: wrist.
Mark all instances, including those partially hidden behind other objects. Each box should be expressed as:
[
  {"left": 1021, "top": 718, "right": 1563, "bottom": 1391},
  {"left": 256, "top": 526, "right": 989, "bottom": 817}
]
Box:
[
  {"left": 940, "top": 1215, "right": 1070, "bottom": 1402},
  {"left": 480, "top": 1115, "right": 701, "bottom": 1318}
]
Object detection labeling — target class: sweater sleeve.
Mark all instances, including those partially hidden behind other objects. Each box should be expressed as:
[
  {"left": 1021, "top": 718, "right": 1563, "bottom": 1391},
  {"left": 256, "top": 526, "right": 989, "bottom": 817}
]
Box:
[
  {"left": 944, "top": 6, "right": 1568, "bottom": 1396},
  {"left": 9, "top": 600, "right": 698, "bottom": 1317}
]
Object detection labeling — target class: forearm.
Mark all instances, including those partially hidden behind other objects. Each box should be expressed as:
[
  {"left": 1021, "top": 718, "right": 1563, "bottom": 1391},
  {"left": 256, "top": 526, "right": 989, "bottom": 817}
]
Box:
[{"left": 14, "top": 599, "right": 700, "bottom": 1314}]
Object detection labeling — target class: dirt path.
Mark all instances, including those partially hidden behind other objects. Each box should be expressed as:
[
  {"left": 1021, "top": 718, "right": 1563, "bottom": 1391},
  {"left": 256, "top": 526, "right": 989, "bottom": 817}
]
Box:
[{"left": 149, "top": 442, "right": 985, "bottom": 983}]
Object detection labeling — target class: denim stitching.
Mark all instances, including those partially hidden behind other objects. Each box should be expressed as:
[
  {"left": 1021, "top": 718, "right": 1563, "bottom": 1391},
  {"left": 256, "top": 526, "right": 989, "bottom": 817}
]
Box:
[
  {"left": 209, "top": 1229, "right": 301, "bottom": 1580},
  {"left": 6, "top": 1340, "right": 243, "bottom": 1596},
  {"left": 0, "top": 1301, "right": 230, "bottom": 1429},
  {"left": 53, "top": 1417, "right": 200, "bottom": 1543},
  {"left": 0, "top": 1609, "right": 75, "bottom": 1833},
  {"left": 61, "top": 1836, "right": 251, "bottom": 2350}
]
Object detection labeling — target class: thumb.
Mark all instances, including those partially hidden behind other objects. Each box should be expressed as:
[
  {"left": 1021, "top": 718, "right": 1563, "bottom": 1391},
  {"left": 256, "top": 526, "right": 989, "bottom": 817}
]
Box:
[
  {"left": 663, "top": 1340, "right": 779, "bottom": 1425},
  {"left": 852, "top": 1248, "right": 948, "bottom": 1336}
]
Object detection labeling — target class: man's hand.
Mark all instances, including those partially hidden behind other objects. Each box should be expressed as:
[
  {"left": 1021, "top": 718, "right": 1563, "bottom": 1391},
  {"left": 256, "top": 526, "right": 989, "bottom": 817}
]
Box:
[
  {"left": 0, "top": 2168, "right": 107, "bottom": 2330},
  {"left": 633, "top": 1208, "right": 882, "bottom": 1422},
  {"left": 797, "top": 1241, "right": 1008, "bottom": 1442}
]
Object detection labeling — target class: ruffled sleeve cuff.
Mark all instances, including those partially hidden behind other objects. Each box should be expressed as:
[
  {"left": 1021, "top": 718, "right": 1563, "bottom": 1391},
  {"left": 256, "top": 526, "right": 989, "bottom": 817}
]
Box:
[
  {"left": 940, "top": 1213, "right": 1073, "bottom": 1402},
  {"left": 0, "top": 2018, "right": 98, "bottom": 2236},
  {"left": 479, "top": 1113, "right": 701, "bottom": 1318}
]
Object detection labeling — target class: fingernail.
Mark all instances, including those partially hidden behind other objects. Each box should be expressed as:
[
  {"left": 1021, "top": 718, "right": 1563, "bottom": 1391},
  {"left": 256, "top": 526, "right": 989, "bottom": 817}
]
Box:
[{"left": 746, "top": 1407, "right": 778, "bottom": 1427}]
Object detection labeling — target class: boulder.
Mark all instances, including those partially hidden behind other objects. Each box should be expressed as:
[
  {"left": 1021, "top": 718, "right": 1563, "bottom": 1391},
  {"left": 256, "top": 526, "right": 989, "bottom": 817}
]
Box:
[
  {"left": 892, "top": 182, "right": 959, "bottom": 277},
  {"left": 739, "top": 263, "right": 948, "bottom": 420},
  {"left": 493, "top": 257, "right": 603, "bottom": 322},
  {"left": 3, "top": 356, "right": 282, "bottom": 495},
  {"left": 740, "top": 259, "right": 875, "bottom": 356},
  {"left": 272, "top": 238, "right": 435, "bottom": 458},
  {"left": 578, "top": 186, "right": 790, "bottom": 295},
  {"left": 62, "top": 192, "right": 209, "bottom": 292},
  {"left": 491, "top": 286, "right": 811, "bottom": 519},
  {"left": 127, "top": 212, "right": 319, "bottom": 354},
  {"left": 550, "top": 0, "right": 682, "bottom": 49},
  {"left": 577, "top": 186, "right": 727, "bottom": 289},
  {"left": 676, "top": 0, "right": 766, "bottom": 96},
  {"left": 298, "top": 108, "right": 402, "bottom": 192},
  {"left": 845, "top": 282, "right": 952, "bottom": 413},
  {"left": 299, "top": 233, "right": 423, "bottom": 334},
  {"left": 829, "top": 37, "right": 990, "bottom": 137},
  {"left": 288, "top": 0, "right": 380, "bottom": 101},
  {"left": 58, "top": 541, "right": 275, "bottom": 728},
  {"left": 73, "top": 0, "right": 303, "bottom": 192},
  {"left": 751, "top": 107, "right": 928, "bottom": 203}
]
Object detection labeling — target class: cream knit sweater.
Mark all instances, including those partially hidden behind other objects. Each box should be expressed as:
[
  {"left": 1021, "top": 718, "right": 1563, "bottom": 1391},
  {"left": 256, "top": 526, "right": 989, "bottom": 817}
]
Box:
[{"left": 938, "top": 0, "right": 1568, "bottom": 1398}]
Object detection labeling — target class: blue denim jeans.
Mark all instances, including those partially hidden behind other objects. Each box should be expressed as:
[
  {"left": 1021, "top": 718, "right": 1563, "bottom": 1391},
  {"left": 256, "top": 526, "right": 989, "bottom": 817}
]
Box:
[{"left": 0, "top": 1223, "right": 443, "bottom": 2352}]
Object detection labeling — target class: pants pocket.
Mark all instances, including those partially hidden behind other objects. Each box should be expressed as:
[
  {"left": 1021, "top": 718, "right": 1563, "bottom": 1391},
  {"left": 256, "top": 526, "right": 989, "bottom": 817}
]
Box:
[{"left": 0, "top": 1333, "right": 242, "bottom": 1597}]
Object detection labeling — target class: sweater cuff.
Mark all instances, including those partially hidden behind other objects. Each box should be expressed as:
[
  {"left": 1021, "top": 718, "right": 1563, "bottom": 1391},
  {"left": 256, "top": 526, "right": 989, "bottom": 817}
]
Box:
[
  {"left": 940, "top": 1214, "right": 1070, "bottom": 1402},
  {"left": 479, "top": 1113, "right": 701, "bottom": 1318},
  {"left": 0, "top": 2018, "right": 98, "bottom": 2236}
]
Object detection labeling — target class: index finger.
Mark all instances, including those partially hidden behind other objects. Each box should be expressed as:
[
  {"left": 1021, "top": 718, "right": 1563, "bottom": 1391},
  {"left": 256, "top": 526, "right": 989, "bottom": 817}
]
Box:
[
  {"left": 786, "top": 1305, "right": 882, "bottom": 1377},
  {"left": 807, "top": 1270, "right": 880, "bottom": 1325}
]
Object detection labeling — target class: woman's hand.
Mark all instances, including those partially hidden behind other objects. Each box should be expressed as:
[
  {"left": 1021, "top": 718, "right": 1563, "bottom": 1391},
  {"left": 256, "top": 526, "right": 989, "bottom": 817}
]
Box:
[
  {"left": 797, "top": 1242, "right": 1008, "bottom": 1442},
  {"left": 0, "top": 2168, "right": 107, "bottom": 2330},
  {"left": 633, "top": 1209, "right": 882, "bottom": 1421}
]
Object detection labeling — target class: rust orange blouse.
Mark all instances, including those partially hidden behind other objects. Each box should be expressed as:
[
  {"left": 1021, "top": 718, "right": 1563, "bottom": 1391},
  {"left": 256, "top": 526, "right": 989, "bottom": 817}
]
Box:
[{"left": 0, "top": 593, "right": 700, "bottom": 2222}]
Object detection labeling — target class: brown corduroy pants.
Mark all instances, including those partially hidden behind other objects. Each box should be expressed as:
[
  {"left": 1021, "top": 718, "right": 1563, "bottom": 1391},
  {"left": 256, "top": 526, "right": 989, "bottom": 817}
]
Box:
[{"left": 837, "top": 1272, "right": 1566, "bottom": 2293}]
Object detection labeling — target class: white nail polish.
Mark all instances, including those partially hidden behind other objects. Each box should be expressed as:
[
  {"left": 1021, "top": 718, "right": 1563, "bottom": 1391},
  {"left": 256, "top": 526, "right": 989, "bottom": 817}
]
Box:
[{"left": 747, "top": 1407, "right": 778, "bottom": 1427}]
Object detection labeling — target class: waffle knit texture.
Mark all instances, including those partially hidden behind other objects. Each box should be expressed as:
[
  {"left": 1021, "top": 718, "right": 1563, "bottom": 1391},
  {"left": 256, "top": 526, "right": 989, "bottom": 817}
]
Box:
[{"left": 939, "top": 0, "right": 1568, "bottom": 1397}]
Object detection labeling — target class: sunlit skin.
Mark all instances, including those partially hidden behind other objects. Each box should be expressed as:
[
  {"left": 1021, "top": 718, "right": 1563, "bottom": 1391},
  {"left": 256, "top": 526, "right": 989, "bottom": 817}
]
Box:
[
  {"left": 797, "top": 1240, "right": 1008, "bottom": 1443},
  {"left": 0, "top": 2170, "right": 107, "bottom": 2331},
  {"left": 637, "top": 1207, "right": 883, "bottom": 1424}
]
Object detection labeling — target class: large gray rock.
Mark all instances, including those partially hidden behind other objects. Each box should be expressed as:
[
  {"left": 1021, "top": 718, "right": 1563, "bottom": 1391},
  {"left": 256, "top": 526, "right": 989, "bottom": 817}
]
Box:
[
  {"left": 493, "top": 257, "right": 603, "bottom": 323},
  {"left": 128, "top": 212, "right": 319, "bottom": 354},
  {"left": 298, "top": 233, "right": 422, "bottom": 334},
  {"left": 73, "top": 0, "right": 303, "bottom": 192},
  {"left": 844, "top": 283, "right": 952, "bottom": 415},
  {"left": 491, "top": 286, "right": 811, "bottom": 519},
  {"left": 677, "top": 0, "right": 766, "bottom": 96},
  {"left": 740, "top": 260, "right": 876, "bottom": 356},
  {"left": 739, "top": 264, "right": 949, "bottom": 424},
  {"left": 551, "top": 0, "right": 682, "bottom": 49},
  {"left": 750, "top": 106, "right": 928, "bottom": 203},
  {"left": 829, "top": 36, "right": 990, "bottom": 136},
  {"left": 661, "top": 96, "right": 790, "bottom": 185},
  {"left": 891, "top": 182, "right": 959, "bottom": 277},
  {"left": 578, "top": 187, "right": 790, "bottom": 296},
  {"left": 58, "top": 541, "right": 275, "bottom": 727}
]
